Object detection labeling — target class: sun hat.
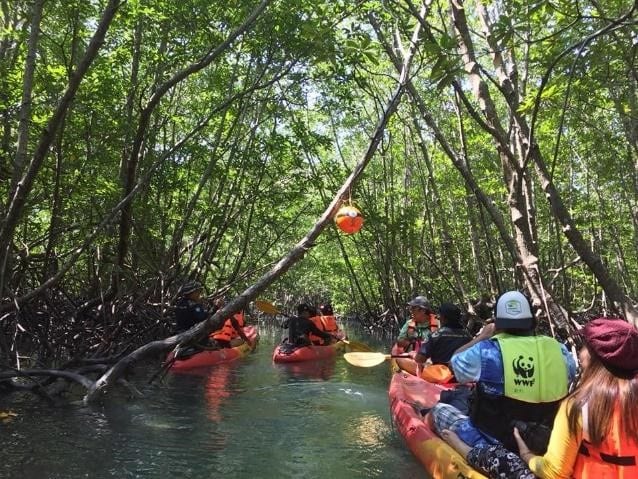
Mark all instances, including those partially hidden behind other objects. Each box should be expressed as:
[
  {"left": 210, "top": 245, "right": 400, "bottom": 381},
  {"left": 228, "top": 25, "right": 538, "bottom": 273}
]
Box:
[
  {"left": 494, "top": 291, "right": 533, "bottom": 330},
  {"left": 582, "top": 318, "right": 638, "bottom": 373},
  {"left": 407, "top": 296, "right": 431, "bottom": 311}
]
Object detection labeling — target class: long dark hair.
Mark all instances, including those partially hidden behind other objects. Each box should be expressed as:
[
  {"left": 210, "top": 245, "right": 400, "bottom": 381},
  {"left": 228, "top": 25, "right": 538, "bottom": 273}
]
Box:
[{"left": 567, "top": 346, "right": 638, "bottom": 445}]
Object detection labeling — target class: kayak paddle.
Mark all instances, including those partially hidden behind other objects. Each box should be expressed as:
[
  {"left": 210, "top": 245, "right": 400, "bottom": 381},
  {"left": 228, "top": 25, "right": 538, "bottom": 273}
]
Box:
[
  {"left": 340, "top": 338, "right": 373, "bottom": 352},
  {"left": 255, "top": 299, "right": 285, "bottom": 316},
  {"left": 344, "top": 352, "right": 412, "bottom": 367}
]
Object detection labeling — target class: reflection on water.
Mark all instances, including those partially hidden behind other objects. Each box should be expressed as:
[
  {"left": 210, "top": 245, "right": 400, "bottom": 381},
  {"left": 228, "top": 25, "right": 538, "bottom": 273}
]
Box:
[
  {"left": 2, "top": 321, "right": 427, "bottom": 479},
  {"left": 274, "top": 358, "right": 336, "bottom": 381},
  {"left": 204, "top": 363, "right": 235, "bottom": 422}
]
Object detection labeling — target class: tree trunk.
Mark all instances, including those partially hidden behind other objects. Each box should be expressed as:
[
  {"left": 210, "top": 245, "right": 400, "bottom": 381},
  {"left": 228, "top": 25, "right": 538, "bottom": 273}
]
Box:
[
  {"left": 84, "top": 2, "right": 429, "bottom": 402},
  {"left": 9, "top": 0, "right": 43, "bottom": 194},
  {"left": 112, "top": 0, "right": 273, "bottom": 294},
  {"left": 0, "top": 0, "right": 124, "bottom": 296}
]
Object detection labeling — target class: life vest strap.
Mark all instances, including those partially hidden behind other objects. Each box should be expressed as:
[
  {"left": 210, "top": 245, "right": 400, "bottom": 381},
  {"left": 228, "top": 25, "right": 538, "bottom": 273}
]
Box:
[{"left": 579, "top": 442, "right": 637, "bottom": 466}]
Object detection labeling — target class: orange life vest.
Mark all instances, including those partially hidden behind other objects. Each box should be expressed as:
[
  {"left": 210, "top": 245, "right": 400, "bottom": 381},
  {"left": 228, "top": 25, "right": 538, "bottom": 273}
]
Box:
[
  {"left": 421, "top": 364, "right": 454, "bottom": 384},
  {"left": 309, "top": 315, "right": 339, "bottom": 344},
  {"left": 211, "top": 312, "right": 245, "bottom": 342},
  {"left": 573, "top": 405, "right": 638, "bottom": 479},
  {"left": 407, "top": 313, "right": 438, "bottom": 336}
]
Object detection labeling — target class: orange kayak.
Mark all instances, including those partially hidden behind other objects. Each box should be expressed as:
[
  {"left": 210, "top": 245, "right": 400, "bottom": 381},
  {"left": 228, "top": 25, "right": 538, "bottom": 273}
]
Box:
[
  {"left": 272, "top": 340, "right": 345, "bottom": 363},
  {"left": 168, "top": 325, "right": 259, "bottom": 371},
  {"left": 389, "top": 357, "right": 487, "bottom": 479}
]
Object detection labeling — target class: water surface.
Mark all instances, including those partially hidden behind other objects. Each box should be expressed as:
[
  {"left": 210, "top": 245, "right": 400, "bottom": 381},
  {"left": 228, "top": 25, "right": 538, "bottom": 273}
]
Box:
[{"left": 2, "top": 321, "right": 426, "bottom": 478}]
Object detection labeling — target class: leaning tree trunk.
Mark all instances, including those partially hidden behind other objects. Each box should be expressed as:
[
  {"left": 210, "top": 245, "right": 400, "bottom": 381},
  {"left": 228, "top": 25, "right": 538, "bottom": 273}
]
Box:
[
  {"left": 83, "top": 1, "right": 430, "bottom": 403},
  {"left": 449, "top": 0, "right": 577, "bottom": 331}
]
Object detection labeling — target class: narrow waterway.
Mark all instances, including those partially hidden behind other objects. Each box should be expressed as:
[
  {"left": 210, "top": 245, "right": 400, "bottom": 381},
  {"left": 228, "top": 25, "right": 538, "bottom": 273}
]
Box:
[{"left": 2, "top": 321, "right": 427, "bottom": 478}]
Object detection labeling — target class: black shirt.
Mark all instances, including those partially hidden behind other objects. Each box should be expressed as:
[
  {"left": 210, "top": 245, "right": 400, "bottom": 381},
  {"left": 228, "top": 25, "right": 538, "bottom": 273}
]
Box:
[
  {"left": 419, "top": 326, "right": 472, "bottom": 364},
  {"left": 286, "top": 316, "right": 332, "bottom": 345},
  {"left": 174, "top": 297, "right": 208, "bottom": 333}
]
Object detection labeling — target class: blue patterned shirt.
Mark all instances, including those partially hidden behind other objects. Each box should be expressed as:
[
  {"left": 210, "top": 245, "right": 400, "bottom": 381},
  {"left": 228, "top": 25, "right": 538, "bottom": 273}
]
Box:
[{"left": 450, "top": 337, "right": 577, "bottom": 395}]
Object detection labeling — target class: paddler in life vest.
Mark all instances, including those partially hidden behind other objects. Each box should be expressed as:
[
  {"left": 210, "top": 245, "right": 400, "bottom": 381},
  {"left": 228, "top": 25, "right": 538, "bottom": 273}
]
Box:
[
  {"left": 514, "top": 316, "right": 638, "bottom": 478},
  {"left": 414, "top": 303, "right": 472, "bottom": 383},
  {"left": 309, "top": 303, "right": 341, "bottom": 345},
  {"left": 428, "top": 290, "right": 577, "bottom": 454},
  {"left": 285, "top": 303, "right": 334, "bottom": 347},
  {"left": 397, "top": 295, "right": 437, "bottom": 352},
  {"left": 210, "top": 297, "right": 255, "bottom": 350},
  {"left": 442, "top": 317, "right": 638, "bottom": 479}
]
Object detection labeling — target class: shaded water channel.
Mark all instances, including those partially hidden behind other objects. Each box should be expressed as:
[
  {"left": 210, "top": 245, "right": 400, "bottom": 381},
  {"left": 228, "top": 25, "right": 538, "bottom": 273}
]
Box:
[{"left": 2, "top": 321, "right": 427, "bottom": 478}]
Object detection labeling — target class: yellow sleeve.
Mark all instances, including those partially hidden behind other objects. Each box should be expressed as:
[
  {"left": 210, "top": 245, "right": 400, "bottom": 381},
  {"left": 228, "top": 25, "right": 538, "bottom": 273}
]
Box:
[{"left": 528, "top": 400, "right": 582, "bottom": 479}]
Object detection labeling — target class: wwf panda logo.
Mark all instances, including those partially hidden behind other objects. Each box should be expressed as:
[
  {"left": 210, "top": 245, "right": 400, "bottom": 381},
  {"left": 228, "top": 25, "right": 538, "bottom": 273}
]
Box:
[{"left": 512, "top": 355, "right": 535, "bottom": 379}]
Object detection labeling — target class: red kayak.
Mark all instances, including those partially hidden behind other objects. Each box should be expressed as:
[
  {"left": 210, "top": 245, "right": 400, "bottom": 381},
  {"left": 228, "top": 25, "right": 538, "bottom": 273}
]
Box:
[
  {"left": 272, "top": 340, "right": 345, "bottom": 363},
  {"left": 168, "top": 325, "right": 259, "bottom": 371},
  {"left": 389, "top": 356, "right": 487, "bottom": 478}
]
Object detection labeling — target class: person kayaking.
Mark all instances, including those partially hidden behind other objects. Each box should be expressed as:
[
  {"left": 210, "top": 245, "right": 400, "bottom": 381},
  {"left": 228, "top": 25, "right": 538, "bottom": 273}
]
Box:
[
  {"left": 284, "top": 303, "right": 334, "bottom": 347},
  {"left": 174, "top": 280, "right": 208, "bottom": 334},
  {"left": 173, "top": 280, "right": 217, "bottom": 351},
  {"left": 397, "top": 295, "right": 437, "bottom": 352},
  {"left": 210, "top": 297, "right": 255, "bottom": 350},
  {"left": 441, "top": 317, "right": 638, "bottom": 479},
  {"left": 414, "top": 302, "right": 472, "bottom": 383},
  {"left": 427, "top": 290, "right": 577, "bottom": 454},
  {"left": 309, "top": 302, "right": 341, "bottom": 345}
]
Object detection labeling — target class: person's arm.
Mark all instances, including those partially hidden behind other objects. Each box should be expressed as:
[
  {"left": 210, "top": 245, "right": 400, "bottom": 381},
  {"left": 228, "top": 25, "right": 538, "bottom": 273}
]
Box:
[
  {"left": 452, "top": 322, "right": 495, "bottom": 356},
  {"left": 397, "top": 322, "right": 416, "bottom": 349},
  {"left": 449, "top": 343, "right": 483, "bottom": 383},
  {"left": 229, "top": 314, "right": 254, "bottom": 349},
  {"left": 414, "top": 340, "right": 431, "bottom": 365},
  {"left": 516, "top": 400, "right": 581, "bottom": 479},
  {"left": 229, "top": 316, "right": 249, "bottom": 341},
  {"left": 306, "top": 319, "right": 332, "bottom": 340}
]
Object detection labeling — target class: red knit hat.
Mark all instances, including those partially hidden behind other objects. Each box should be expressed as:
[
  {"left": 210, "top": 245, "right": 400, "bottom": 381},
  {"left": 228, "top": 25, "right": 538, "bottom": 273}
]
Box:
[{"left": 582, "top": 318, "right": 638, "bottom": 373}]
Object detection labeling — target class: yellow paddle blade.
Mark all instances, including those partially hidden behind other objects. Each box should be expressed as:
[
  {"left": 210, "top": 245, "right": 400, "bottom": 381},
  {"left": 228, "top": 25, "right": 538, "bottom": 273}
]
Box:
[
  {"left": 342, "top": 339, "right": 374, "bottom": 352},
  {"left": 255, "top": 300, "right": 280, "bottom": 315},
  {"left": 343, "top": 352, "right": 390, "bottom": 367}
]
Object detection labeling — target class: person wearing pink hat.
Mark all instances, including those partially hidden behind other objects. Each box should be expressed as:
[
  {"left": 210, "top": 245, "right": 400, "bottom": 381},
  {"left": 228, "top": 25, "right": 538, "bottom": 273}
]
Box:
[{"left": 442, "top": 317, "right": 638, "bottom": 479}]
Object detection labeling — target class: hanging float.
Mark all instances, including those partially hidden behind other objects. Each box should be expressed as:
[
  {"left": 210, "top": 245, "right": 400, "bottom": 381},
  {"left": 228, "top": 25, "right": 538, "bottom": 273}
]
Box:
[{"left": 335, "top": 205, "right": 364, "bottom": 234}]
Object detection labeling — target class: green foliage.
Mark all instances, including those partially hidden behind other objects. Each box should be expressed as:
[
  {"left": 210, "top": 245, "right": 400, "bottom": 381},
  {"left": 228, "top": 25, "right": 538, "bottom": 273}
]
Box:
[{"left": 1, "top": 0, "right": 637, "bottom": 323}]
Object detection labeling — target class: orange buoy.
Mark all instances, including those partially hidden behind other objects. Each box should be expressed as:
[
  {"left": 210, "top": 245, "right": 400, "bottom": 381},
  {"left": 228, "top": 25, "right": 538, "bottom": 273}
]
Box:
[{"left": 335, "top": 205, "right": 364, "bottom": 234}]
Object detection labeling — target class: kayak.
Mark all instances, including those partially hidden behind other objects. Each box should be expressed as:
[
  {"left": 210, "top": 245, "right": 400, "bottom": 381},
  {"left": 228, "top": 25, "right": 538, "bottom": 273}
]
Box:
[
  {"left": 389, "top": 359, "right": 487, "bottom": 478},
  {"left": 168, "top": 325, "right": 259, "bottom": 371},
  {"left": 272, "top": 340, "right": 345, "bottom": 363}
]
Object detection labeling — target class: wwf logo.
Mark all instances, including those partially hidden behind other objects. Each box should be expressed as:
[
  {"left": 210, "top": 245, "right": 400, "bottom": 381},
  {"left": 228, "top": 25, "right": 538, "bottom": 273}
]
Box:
[
  {"left": 512, "top": 355, "right": 536, "bottom": 386},
  {"left": 513, "top": 355, "right": 535, "bottom": 378}
]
